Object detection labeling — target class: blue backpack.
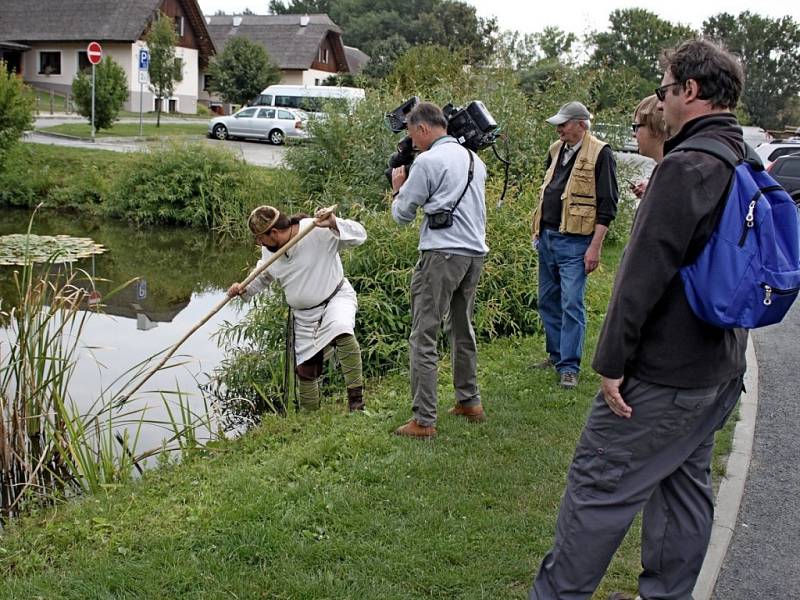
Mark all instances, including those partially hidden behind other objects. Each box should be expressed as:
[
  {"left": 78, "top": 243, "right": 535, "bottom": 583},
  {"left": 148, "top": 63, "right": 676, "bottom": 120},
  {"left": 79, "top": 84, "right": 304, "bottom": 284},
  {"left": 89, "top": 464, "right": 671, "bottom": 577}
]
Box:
[{"left": 676, "top": 137, "right": 800, "bottom": 329}]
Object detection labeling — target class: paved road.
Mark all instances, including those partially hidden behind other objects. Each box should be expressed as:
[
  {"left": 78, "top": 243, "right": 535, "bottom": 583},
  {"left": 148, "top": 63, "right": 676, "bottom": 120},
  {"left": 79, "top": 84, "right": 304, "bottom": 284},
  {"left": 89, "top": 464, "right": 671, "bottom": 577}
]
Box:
[
  {"left": 24, "top": 129, "right": 287, "bottom": 168},
  {"left": 712, "top": 302, "right": 800, "bottom": 598}
]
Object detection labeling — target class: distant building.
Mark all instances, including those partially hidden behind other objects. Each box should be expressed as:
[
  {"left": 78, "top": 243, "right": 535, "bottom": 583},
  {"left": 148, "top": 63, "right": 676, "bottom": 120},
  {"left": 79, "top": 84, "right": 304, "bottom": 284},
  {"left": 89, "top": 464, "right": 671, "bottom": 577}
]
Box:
[
  {"left": 201, "top": 14, "right": 368, "bottom": 110},
  {"left": 0, "top": 0, "right": 215, "bottom": 114}
]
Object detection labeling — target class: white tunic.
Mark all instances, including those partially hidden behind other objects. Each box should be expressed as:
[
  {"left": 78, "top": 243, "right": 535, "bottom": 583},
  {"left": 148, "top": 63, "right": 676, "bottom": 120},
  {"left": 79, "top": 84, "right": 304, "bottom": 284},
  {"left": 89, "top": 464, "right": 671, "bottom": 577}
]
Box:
[{"left": 242, "top": 217, "right": 367, "bottom": 364}]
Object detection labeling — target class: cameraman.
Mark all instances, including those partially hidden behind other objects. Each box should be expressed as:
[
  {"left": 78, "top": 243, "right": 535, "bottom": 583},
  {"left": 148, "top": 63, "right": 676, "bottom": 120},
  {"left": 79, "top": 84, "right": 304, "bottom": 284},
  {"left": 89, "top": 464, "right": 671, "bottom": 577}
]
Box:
[{"left": 390, "top": 101, "right": 489, "bottom": 439}]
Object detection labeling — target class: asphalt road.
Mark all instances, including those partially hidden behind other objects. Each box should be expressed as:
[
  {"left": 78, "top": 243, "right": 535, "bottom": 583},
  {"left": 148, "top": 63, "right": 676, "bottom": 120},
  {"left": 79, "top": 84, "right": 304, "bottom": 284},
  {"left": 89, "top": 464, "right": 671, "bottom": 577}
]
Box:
[{"left": 712, "top": 301, "right": 800, "bottom": 599}]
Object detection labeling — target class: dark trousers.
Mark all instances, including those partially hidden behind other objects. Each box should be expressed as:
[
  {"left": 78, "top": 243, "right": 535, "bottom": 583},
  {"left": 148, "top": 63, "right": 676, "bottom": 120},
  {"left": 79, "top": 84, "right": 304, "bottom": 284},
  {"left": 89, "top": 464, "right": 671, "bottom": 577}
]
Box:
[{"left": 530, "top": 374, "right": 743, "bottom": 600}]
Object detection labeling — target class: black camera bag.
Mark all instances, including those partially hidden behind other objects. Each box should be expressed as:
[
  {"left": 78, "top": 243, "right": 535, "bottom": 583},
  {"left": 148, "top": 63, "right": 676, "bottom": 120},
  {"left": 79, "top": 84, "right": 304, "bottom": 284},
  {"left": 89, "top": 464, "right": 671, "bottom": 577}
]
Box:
[{"left": 427, "top": 148, "right": 475, "bottom": 230}]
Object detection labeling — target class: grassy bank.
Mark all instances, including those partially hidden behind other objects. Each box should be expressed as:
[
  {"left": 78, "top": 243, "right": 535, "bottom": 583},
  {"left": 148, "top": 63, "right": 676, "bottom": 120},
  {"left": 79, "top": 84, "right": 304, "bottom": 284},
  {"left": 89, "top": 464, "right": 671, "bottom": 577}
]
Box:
[
  {"left": 37, "top": 122, "right": 208, "bottom": 139},
  {"left": 0, "top": 243, "right": 735, "bottom": 599}
]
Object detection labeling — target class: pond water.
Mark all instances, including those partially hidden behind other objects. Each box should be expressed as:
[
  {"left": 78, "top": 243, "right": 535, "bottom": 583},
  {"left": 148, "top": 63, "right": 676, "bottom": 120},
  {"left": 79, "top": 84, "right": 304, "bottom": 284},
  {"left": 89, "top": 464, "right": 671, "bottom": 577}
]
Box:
[{"left": 0, "top": 208, "right": 260, "bottom": 450}]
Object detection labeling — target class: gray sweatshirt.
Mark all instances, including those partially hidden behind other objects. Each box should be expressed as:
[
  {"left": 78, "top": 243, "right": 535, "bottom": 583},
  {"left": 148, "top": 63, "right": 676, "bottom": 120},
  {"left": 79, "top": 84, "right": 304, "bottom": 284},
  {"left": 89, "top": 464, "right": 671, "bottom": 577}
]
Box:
[{"left": 391, "top": 136, "right": 489, "bottom": 256}]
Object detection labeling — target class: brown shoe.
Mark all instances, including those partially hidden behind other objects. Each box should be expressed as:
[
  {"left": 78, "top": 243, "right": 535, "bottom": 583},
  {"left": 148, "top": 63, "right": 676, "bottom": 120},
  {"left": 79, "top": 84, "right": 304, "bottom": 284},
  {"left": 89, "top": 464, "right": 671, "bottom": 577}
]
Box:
[
  {"left": 447, "top": 403, "right": 487, "bottom": 422},
  {"left": 560, "top": 371, "right": 579, "bottom": 389},
  {"left": 347, "top": 386, "right": 365, "bottom": 412},
  {"left": 393, "top": 419, "right": 437, "bottom": 438}
]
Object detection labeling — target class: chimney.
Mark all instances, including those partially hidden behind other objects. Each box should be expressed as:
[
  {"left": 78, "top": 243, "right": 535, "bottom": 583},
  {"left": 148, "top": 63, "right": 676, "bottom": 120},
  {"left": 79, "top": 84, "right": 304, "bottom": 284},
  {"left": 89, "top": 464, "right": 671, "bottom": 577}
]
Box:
[
  {"left": 300, "top": 14, "right": 310, "bottom": 27},
  {"left": 233, "top": 16, "right": 242, "bottom": 27}
]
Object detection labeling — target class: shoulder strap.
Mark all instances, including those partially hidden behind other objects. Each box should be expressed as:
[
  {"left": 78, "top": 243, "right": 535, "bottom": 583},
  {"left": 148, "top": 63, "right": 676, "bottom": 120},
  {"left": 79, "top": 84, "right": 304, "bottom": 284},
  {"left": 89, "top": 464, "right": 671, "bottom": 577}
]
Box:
[
  {"left": 449, "top": 147, "right": 475, "bottom": 216},
  {"left": 674, "top": 137, "right": 764, "bottom": 171}
]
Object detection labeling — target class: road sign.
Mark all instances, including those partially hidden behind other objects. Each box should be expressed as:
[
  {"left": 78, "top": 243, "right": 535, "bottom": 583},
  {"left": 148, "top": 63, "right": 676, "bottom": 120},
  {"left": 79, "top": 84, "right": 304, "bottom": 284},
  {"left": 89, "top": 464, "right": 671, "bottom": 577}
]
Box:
[
  {"left": 87, "top": 41, "right": 103, "bottom": 65},
  {"left": 138, "top": 48, "right": 150, "bottom": 70},
  {"left": 138, "top": 70, "right": 149, "bottom": 85}
]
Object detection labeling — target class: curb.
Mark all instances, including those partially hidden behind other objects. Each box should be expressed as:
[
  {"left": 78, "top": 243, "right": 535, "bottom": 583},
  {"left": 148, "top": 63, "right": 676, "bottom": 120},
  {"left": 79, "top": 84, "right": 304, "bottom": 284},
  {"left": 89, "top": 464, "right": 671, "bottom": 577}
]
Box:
[{"left": 692, "top": 336, "right": 758, "bottom": 600}]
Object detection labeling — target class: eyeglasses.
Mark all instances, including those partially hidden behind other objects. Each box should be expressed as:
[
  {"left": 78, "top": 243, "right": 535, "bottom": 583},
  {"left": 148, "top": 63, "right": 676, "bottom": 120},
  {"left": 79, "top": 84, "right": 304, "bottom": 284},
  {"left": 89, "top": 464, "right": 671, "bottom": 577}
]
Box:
[
  {"left": 655, "top": 82, "right": 681, "bottom": 101},
  {"left": 631, "top": 123, "right": 644, "bottom": 134}
]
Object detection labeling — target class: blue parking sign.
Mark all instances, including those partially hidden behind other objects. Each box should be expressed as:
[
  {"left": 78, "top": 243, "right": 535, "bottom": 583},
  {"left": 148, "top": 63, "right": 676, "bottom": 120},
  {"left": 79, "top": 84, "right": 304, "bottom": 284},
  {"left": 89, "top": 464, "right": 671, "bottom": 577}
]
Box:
[{"left": 138, "top": 49, "right": 149, "bottom": 70}]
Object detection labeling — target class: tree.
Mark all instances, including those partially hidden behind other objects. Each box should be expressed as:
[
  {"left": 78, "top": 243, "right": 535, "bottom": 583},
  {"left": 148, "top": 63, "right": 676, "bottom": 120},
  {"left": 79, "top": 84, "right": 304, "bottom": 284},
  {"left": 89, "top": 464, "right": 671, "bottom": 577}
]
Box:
[
  {"left": 207, "top": 37, "right": 280, "bottom": 106},
  {"left": 362, "top": 34, "right": 409, "bottom": 80},
  {"left": 590, "top": 8, "right": 696, "bottom": 83},
  {"left": 269, "top": 0, "right": 497, "bottom": 73},
  {"left": 0, "top": 62, "right": 35, "bottom": 170},
  {"left": 704, "top": 12, "right": 800, "bottom": 129},
  {"left": 71, "top": 57, "right": 129, "bottom": 131},
  {"left": 146, "top": 12, "right": 183, "bottom": 126}
]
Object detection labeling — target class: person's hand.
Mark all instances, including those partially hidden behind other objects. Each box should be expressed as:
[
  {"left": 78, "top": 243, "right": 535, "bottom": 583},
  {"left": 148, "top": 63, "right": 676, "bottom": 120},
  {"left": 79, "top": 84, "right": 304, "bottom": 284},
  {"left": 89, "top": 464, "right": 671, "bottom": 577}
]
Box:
[
  {"left": 314, "top": 207, "right": 337, "bottom": 230},
  {"left": 584, "top": 245, "right": 601, "bottom": 274},
  {"left": 531, "top": 235, "right": 539, "bottom": 252},
  {"left": 227, "top": 282, "right": 245, "bottom": 298},
  {"left": 391, "top": 167, "right": 407, "bottom": 195},
  {"left": 601, "top": 376, "right": 631, "bottom": 418},
  {"left": 631, "top": 179, "right": 648, "bottom": 199}
]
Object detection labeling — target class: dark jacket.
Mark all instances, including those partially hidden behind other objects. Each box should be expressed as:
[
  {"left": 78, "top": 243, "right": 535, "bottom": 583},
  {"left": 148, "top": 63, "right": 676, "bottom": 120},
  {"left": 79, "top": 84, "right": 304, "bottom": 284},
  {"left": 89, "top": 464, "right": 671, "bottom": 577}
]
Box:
[{"left": 592, "top": 113, "right": 748, "bottom": 388}]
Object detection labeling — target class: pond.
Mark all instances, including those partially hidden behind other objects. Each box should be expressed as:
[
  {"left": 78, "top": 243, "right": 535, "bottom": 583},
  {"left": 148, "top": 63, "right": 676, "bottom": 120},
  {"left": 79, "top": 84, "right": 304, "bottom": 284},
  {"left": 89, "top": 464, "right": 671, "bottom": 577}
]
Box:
[{"left": 0, "top": 208, "right": 260, "bottom": 451}]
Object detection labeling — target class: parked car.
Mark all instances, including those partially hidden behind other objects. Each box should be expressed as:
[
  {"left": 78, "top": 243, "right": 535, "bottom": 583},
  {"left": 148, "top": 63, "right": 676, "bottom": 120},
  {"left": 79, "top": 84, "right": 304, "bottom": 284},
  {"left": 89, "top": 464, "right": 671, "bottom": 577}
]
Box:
[
  {"left": 768, "top": 153, "right": 800, "bottom": 201},
  {"left": 207, "top": 106, "right": 309, "bottom": 144},
  {"left": 754, "top": 138, "right": 800, "bottom": 169},
  {"left": 741, "top": 125, "right": 772, "bottom": 149}
]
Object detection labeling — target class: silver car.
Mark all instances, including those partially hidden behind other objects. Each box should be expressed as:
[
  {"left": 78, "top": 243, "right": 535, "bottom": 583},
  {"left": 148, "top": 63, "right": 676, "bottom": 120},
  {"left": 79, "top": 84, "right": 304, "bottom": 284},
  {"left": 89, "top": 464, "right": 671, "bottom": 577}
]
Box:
[{"left": 207, "top": 106, "right": 309, "bottom": 145}]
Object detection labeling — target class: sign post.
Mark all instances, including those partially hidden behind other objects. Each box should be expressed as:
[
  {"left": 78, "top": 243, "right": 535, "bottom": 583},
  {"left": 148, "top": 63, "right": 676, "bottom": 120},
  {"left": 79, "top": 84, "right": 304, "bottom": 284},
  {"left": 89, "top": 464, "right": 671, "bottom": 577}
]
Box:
[
  {"left": 137, "top": 48, "right": 150, "bottom": 136},
  {"left": 86, "top": 41, "right": 103, "bottom": 140}
]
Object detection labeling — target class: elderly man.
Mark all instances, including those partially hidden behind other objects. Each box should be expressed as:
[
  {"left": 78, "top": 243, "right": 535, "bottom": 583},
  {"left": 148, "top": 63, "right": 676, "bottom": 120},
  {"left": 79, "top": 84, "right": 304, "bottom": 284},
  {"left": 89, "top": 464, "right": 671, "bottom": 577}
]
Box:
[
  {"left": 531, "top": 101, "right": 619, "bottom": 389},
  {"left": 530, "top": 39, "right": 748, "bottom": 600}
]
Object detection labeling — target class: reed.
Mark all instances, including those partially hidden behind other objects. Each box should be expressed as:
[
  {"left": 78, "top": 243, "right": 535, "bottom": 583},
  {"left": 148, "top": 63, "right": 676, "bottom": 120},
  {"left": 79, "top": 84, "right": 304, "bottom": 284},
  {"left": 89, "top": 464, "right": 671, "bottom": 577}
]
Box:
[{"left": 0, "top": 219, "right": 220, "bottom": 522}]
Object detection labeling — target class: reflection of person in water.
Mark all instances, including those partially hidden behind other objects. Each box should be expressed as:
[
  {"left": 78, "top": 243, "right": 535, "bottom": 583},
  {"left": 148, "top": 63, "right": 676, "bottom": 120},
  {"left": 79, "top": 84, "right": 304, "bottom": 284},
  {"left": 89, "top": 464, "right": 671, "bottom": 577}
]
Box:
[{"left": 227, "top": 206, "right": 367, "bottom": 412}]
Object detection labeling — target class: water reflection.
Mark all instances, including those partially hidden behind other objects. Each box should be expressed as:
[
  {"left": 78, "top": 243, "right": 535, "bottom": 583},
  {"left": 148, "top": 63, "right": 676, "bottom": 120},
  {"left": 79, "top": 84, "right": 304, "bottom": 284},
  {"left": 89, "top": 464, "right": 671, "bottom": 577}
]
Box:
[{"left": 0, "top": 208, "right": 257, "bottom": 450}]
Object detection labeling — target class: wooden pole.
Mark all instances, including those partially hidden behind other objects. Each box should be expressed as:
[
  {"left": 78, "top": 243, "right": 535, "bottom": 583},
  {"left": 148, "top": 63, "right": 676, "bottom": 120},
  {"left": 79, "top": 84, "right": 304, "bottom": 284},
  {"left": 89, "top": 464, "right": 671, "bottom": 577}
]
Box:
[{"left": 116, "top": 205, "right": 337, "bottom": 405}]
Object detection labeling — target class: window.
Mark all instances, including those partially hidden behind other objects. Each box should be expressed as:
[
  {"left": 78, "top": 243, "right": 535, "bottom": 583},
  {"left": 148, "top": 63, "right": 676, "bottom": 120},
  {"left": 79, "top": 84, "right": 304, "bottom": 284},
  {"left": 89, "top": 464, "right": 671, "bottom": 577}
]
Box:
[
  {"left": 174, "top": 16, "right": 185, "bottom": 37},
  {"left": 77, "top": 51, "right": 92, "bottom": 72},
  {"left": 770, "top": 147, "right": 800, "bottom": 162},
  {"left": 275, "top": 95, "right": 302, "bottom": 109},
  {"left": 278, "top": 110, "right": 295, "bottom": 120},
  {"left": 39, "top": 51, "right": 61, "bottom": 75},
  {"left": 203, "top": 74, "right": 214, "bottom": 91},
  {"left": 317, "top": 47, "right": 329, "bottom": 63},
  {"left": 257, "top": 109, "right": 276, "bottom": 119},
  {"left": 776, "top": 157, "right": 800, "bottom": 177},
  {"left": 251, "top": 94, "right": 273, "bottom": 106},
  {"left": 236, "top": 108, "right": 257, "bottom": 118},
  {"left": 324, "top": 49, "right": 329, "bottom": 63}
]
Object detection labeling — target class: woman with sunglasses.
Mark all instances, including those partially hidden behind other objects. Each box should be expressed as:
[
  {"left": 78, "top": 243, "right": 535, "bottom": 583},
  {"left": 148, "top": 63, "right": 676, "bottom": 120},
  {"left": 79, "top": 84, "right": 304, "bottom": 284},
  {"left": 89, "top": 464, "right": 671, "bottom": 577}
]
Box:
[{"left": 630, "top": 94, "right": 669, "bottom": 200}]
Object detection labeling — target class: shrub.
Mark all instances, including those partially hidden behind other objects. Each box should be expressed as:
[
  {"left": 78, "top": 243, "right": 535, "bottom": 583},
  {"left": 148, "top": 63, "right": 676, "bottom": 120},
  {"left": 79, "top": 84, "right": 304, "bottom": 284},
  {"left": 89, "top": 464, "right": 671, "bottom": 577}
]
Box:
[
  {"left": 0, "top": 62, "right": 35, "bottom": 171},
  {"left": 72, "top": 57, "right": 129, "bottom": 131},
  {"left": 105, "top": 142, "right": 300, "bottom": 236}
]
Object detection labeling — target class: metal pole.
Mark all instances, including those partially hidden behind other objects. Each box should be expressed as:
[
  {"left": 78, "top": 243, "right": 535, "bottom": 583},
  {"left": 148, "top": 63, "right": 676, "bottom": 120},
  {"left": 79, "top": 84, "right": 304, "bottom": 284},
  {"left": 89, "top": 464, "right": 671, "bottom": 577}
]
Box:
[
  {"left": 139, "top": 81, "right": 143, "bottom": 136},
  {"left": 91, "top": 63, "right": 96, "bottom": 140}
]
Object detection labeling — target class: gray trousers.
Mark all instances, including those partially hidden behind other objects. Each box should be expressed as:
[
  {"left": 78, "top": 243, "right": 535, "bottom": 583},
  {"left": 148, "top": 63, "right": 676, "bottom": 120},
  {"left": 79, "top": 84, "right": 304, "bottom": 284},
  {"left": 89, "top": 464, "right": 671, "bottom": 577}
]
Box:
[
  {"left": 409, "top": 251, "right": 484, "bottom": 426},
  {"left": 530, "top": 374, "right": 743, "bottom": 600}
]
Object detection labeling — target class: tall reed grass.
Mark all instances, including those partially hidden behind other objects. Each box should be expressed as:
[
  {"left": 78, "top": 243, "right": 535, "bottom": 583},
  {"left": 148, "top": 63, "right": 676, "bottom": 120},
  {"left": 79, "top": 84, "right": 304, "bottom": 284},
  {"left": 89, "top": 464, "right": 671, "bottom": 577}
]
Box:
[{"left": 0, "top": 221, "right": 219, "bottom": 523}]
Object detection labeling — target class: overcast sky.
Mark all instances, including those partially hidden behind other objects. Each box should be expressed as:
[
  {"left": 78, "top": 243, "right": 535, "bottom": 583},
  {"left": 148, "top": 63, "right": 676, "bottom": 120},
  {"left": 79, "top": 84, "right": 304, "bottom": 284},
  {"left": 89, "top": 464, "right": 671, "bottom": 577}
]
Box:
[{"left": 197, "top": 0, "right": 798, "bottom": 37}]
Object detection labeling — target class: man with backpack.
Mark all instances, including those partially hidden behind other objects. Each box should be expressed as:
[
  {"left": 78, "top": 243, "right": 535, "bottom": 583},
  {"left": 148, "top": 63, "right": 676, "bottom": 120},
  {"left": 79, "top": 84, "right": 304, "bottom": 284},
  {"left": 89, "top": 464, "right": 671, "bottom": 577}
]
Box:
[{"left": 529, "top": 39, "right": 753, "bottom": 600}]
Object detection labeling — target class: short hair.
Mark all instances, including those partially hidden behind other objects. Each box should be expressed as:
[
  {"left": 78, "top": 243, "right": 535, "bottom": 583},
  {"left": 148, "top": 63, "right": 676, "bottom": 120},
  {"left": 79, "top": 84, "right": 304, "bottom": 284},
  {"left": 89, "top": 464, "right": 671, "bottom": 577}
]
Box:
[
  {"left": 634, "top": 95, "right": 667, "bottom": 140},
  {"left": 660, "top": 39, "right": 744, "bottom": 110},
  {"left": 407, "top": 101, "right": 448, "bottom": 130}
]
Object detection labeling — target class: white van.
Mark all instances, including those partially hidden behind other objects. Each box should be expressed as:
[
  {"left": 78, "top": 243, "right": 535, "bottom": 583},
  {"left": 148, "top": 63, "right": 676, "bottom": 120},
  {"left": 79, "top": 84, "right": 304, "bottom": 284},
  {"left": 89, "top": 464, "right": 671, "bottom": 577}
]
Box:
[{"left": 250, "top": 85, "right": 365, "bottom": 115}]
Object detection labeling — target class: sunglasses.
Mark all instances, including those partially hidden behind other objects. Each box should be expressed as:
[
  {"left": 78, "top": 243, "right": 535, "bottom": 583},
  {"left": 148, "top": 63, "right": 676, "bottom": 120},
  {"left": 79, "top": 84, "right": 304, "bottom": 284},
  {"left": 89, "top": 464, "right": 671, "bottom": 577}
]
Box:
[
  {"left": 655, "top": 82, "right": 681, "bottom": 101},
  {"left": 631, "top": 123, "right": 644, "bottom": 134}
]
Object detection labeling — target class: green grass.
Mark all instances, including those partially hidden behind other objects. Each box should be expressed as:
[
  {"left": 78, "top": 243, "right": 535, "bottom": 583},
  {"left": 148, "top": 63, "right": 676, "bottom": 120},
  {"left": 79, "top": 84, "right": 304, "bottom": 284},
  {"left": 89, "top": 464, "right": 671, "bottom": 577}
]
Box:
[
  {"left": 0, "top": 242, "right": 738, "bottom": 599},
  {"left": 33, "top": 88, "right": 68, "bottom": 113},
  {"left": 37, "top": 122, "right": 209, "bottom": 139}
]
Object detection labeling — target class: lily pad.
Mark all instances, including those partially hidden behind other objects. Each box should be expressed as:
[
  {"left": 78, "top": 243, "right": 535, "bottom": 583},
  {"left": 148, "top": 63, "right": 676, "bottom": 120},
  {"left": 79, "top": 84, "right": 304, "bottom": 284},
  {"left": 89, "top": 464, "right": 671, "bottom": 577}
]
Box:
[{"left": 0, "top": 234, "right": 107, "bottom": 266}]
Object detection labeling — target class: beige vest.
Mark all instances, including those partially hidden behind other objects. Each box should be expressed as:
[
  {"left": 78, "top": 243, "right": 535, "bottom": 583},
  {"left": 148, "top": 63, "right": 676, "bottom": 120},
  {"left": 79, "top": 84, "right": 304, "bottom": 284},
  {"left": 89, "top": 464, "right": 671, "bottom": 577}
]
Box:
[{"left": 532, "top": 133, "right": 608, "bottom": 236}]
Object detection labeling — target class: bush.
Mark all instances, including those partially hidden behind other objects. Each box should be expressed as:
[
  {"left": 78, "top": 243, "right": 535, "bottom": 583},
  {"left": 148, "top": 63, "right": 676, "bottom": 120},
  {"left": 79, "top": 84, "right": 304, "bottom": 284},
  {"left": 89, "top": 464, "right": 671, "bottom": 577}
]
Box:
[
  {"left": 105, "top": 142, "right": 300, "bottom": 236},
  {"left": 72, "top": 57, "right": 128, "bottom": 131},
  {"left": 0, "top": 63, "right": 35, "bottom": 171}
]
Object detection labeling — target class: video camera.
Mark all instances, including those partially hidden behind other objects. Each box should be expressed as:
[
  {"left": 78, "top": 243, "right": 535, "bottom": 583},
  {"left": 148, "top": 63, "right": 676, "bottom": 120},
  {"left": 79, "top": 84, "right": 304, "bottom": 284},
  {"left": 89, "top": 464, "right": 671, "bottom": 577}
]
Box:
[{"left": 384, "top": 96, "right": 500, "bottom": 181}]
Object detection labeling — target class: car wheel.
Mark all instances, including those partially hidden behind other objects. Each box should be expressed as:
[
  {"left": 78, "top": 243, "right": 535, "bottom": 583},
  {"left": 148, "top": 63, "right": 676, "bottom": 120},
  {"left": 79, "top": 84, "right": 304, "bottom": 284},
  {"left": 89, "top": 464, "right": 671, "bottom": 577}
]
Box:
[
  {"left": 213, "top": 124, "right": 229, "bottom": 141},
  {"left": 269, "top": 129, "right": 285, "bottom": 145}
]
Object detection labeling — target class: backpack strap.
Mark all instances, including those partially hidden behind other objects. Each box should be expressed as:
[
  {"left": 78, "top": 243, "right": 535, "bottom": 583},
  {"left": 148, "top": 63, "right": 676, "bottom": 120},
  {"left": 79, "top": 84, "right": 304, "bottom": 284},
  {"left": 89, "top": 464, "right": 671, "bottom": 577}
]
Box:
[
  {"left": 674, "top": 137, "right": 764, "bottom": 171},
  {"left": 448, "top": 147, "right": 475, "bottom": 216}
]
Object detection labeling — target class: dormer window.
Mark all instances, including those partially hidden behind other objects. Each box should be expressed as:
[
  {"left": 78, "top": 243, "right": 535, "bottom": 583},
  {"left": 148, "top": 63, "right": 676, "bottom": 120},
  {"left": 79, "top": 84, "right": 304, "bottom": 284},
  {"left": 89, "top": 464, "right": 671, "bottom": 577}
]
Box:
[{"left": 174, "top": 16, "right": 185, "bottom": 37}]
